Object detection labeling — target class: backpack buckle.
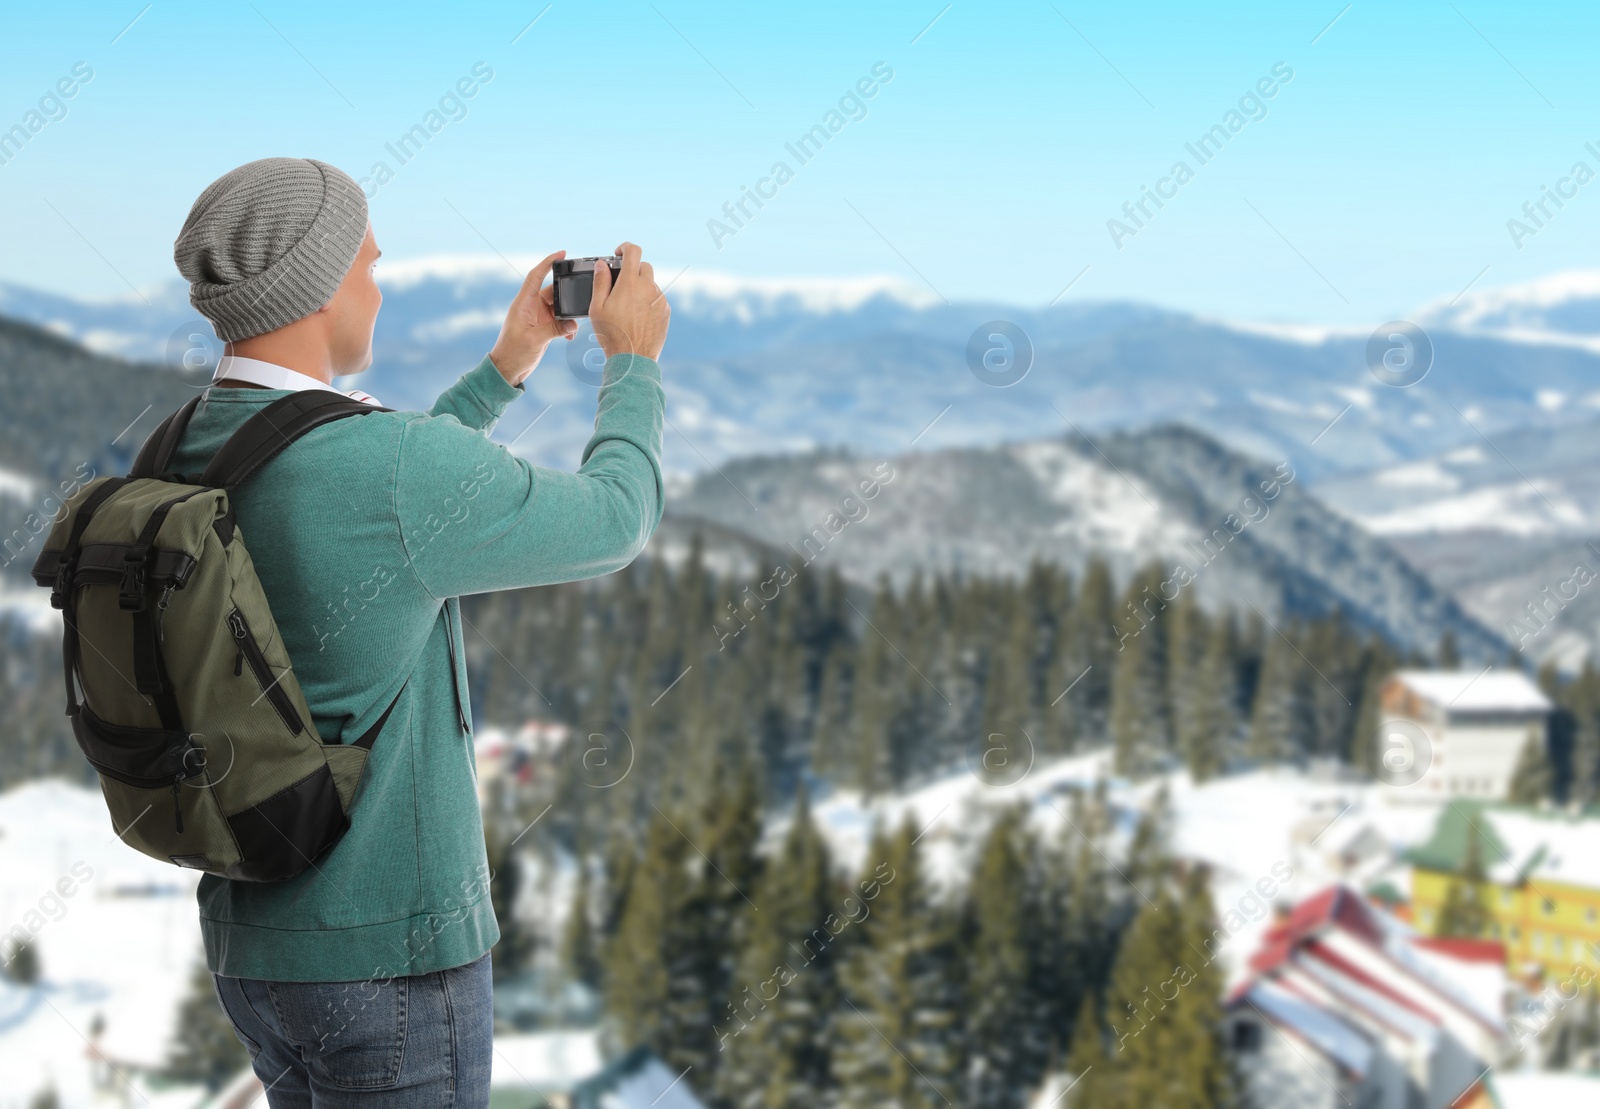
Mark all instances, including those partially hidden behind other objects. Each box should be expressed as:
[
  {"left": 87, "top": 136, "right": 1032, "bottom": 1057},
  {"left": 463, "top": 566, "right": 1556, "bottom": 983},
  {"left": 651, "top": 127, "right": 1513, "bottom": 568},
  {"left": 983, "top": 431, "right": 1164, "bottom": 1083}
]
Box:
[
  {"left": 119, "top": 554, "right": 148, "bottom": 612},
  {"left": 50, "top": 559, "right": 73, "bottom": 610}
]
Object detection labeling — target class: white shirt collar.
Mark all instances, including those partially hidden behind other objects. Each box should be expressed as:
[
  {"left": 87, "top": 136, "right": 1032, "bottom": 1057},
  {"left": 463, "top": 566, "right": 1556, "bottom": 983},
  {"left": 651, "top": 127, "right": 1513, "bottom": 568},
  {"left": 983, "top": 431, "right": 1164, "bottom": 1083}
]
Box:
[{"left": 211, "top": 354, "right": 382, "bottom": 406}]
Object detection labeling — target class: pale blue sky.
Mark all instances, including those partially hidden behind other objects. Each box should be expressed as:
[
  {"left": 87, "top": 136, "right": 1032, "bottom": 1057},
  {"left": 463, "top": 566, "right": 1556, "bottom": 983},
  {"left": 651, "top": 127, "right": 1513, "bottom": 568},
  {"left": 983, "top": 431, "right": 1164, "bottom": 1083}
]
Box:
[{"left": 2, "top": 0, "right": 1598, "bottom": 324}]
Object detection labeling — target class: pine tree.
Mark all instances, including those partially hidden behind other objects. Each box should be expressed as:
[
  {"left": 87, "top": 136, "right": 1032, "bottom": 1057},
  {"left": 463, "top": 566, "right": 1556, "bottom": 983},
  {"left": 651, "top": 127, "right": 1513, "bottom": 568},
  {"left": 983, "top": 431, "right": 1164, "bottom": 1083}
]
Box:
[
  {"left": 1064, "top": 557, "right": 1117, "bottom": 742},
  {"left": 1167, "top": 594, "right": 1207, "bottom": 771},
  {"left": 1110, "top": 567, "right": 1171, "bottom": 776},
  {"left": 1508, "top": 733, "right": 1554, "bottom": 805},
  {"left": 717, "top": 786, "right": 839, "bottom": 1109},
  {"left": 963, "top": 806, "right": 1052, "bottom": 1109},
  {"left": 2, "top": 935, "right": 39, "bottom": 985},
  {"left": 1060, "top": 993, "right": 1107, "bottom": 1106},
  {"left": 1169, "top": 868, "right": 1240, "bottom": 1109},
  {"left": 162, "top": 961, "right": 250, "bottom": 1090},
  {"left": 1098, "top": 892, "right": 1184, "bottom": 1106},
  {"left": 603, "top": 809, "right": 690, "bottom": 1058},
  {"left": 1436, "top": 821, "right": 1491, "bottom": 938},
  {"left": 1561, "top": 663, "right": 1600, "bottom": 808},
  {"left": 562, "top": 855, "right": 602, "bottom": 991},
  {"left": 691, "top": 757, "right": 765, "bottom": 1090},
  {"left": 1185, "top": 615, "right": 1237, "bottom": 782},
  {"left": 1095, "top": 885, "right": 1237, "bottom": 1109},
  {"left": 834, "top": 820, "right": 963, "bottom": 1108},
  {"left": 484, "top": 811, "right": 535, "bottom": 979},
  {"left": 1304, "top": 613, "right": 1360, "bottom": 760},
  {"left": 979, "top": 601, "right": 1037, "bottom": 783},
  {"left": 1349, "top": 638, "right": 1395, "bottom": 773},
  {"left": 1437, "top": 631, "right": 1461, "bottom": 669},
  {"left": 849, "top": 580, "right": 899, "bottom": 794},
  {"left": 1246, "top": 624, "right": 1310, "bottom": 763}
]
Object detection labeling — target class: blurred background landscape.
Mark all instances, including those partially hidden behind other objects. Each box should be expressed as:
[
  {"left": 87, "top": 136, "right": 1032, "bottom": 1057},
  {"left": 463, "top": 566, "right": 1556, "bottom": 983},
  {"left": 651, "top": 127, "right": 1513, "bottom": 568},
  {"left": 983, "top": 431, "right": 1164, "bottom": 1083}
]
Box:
[{"left": 8, "top": 2, "right": 1600, "bottom": 1107}]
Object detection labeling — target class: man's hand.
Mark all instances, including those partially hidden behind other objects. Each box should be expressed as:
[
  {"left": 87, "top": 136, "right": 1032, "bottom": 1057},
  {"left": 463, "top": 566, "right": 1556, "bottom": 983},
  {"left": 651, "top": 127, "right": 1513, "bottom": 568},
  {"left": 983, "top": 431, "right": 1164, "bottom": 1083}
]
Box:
[
  {"left": 488, "top": 251, "right": 578, "bottom": 387},
  {"left": 589, "top": 242, "right": 670, "bottom": 362}
]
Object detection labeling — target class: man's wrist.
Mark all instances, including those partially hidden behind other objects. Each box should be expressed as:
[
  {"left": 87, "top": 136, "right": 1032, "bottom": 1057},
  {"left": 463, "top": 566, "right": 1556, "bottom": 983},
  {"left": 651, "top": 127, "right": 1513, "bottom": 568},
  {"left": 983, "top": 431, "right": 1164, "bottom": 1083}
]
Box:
[
  {"left": 485, "top": 348, "right": 528, "bottom": 390},
  {"left": 487, "top": 346, "right": 525, "bottom": 386}
]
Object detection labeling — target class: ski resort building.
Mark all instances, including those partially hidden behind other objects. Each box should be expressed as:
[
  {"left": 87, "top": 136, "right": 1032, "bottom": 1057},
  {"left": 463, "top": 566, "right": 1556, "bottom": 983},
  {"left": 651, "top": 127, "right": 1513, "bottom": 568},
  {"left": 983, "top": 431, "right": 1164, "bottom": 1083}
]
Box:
[
  {"left": 1380, "top": 670, "right": 1551, "bottom": 802},
  {"left": 1408, "top": 800, "right": 1600, "bottom": 977},
  {"left": 1224, "top": 885, "right": 1507, "bottom": 1109}
]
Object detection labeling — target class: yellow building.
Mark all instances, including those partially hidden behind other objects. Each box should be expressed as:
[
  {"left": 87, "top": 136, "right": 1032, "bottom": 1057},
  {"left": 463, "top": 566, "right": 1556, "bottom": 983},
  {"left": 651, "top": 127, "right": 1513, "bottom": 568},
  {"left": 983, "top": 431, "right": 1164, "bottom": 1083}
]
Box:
[{"left": 1408, "top": 799, "right": 1600, "bottom": 976}]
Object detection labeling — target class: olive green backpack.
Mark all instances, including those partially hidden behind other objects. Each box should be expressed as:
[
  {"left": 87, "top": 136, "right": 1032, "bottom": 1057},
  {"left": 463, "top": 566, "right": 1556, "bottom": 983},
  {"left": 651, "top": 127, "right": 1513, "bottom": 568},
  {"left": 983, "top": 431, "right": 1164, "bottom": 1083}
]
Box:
[{"left": 31, "top": 390, "right": 404, "bottom": 881}]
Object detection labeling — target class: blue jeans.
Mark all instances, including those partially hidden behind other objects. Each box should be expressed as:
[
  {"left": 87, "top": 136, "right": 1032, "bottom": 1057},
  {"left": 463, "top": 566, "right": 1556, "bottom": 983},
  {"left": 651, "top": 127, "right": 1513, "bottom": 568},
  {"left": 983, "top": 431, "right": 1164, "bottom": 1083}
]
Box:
[{"left": 211, "top": 951, "right": 493, "bottom": 1108}]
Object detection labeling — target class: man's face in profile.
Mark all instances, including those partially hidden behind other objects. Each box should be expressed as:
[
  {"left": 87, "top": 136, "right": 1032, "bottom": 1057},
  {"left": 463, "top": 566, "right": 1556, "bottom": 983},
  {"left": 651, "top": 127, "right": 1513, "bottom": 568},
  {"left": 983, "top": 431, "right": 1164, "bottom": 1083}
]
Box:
[{"left": 322, "top": 223, "right": 383, "bottom": 376}]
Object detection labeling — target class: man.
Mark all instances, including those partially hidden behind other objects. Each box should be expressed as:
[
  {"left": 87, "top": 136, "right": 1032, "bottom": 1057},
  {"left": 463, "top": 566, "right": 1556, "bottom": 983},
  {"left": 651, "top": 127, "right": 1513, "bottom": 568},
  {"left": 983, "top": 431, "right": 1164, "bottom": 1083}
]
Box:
[{"left": 165, "top": 157, "right": 668, "bottom": 1106}]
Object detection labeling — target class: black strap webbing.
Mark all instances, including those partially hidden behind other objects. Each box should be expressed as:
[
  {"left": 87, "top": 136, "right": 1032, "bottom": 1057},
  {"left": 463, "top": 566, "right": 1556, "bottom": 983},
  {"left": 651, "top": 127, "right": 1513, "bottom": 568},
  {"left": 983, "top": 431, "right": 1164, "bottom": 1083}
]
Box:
[
  {"left": 353, "top": 682, "right": 407, "bottom": 751},
  {"left": 200, "top": 391, "right": 391, "bottom": 490},
  {"left": 130, "top": 397, "right": 202, "bottom": 480},
  {"left": 57, "top": 477, "right": 134, "bottom": 711}
]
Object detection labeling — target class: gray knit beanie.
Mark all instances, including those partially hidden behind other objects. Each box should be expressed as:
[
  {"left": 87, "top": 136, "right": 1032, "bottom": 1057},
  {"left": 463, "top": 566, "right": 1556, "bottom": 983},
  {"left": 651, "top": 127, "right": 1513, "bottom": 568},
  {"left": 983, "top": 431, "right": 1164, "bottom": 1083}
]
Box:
[{"left": 174, "top": 157, "right": 368, "bottom": 342}]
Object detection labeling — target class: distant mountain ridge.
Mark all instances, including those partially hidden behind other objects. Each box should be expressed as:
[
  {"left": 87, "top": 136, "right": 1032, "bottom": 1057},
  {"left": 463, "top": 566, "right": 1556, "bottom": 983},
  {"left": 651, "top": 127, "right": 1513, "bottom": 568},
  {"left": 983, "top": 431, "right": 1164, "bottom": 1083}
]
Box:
[
  {"left": 9, "top": 264, "right": 1600, "bottom": 487},
  {"left": 1316, "top": 419, "right": 1600, "bottom": 670},
  {"left": 657, "top": 425, "right": 1505, "bottom": 662}
]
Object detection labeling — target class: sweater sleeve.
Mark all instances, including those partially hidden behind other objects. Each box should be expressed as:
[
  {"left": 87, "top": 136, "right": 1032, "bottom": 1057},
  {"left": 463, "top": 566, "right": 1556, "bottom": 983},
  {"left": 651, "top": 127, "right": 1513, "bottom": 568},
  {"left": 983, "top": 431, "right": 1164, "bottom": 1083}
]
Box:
[
  {"left": 395, "top": 353, "right": 665, "bottom": 599},
  {"left": 426, "top": 354, "right": 525, "bottom": 431}
]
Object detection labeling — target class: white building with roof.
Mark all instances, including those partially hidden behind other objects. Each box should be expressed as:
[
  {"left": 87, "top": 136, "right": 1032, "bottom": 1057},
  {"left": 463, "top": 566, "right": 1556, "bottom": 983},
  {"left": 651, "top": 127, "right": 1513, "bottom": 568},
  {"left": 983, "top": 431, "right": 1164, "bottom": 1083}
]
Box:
[
  {"left": 1381, "top": 670, "right": 1552, "bottom": 803},
  {"left": 1225, "top": 886, "right": 1508, "bottom": 1109}
]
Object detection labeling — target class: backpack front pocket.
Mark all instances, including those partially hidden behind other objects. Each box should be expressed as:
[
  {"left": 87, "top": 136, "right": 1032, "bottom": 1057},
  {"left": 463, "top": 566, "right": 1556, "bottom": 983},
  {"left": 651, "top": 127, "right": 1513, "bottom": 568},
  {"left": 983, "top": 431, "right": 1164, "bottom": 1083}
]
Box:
[
  {"left": 228, "top": 607, "right": 305, "bottom": 735},
  {"left": 70, "top": 704, "right": 238, "bottom": 867}
]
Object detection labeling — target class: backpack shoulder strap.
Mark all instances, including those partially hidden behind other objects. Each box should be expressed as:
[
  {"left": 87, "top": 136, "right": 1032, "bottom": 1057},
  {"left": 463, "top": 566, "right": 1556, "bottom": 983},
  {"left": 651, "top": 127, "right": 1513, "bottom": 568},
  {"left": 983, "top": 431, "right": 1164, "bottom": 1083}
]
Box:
[
  {"left": 200, "top": 391, "right": 392, "bottom": 490},
  {"left": 129, "top": 396, "right": 203, "bottom": 479}
]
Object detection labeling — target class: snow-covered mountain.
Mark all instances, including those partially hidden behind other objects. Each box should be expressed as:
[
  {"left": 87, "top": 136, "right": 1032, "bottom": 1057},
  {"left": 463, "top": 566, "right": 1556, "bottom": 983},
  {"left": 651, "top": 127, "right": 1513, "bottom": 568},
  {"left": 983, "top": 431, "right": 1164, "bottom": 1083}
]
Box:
[
  {"left": 659, "top": 425, "right": 1505, "bottom": 660},
  {"left": 10, "top": 263, "right": 1600, "bottom": 483},
  {"left": 1419, "top": 269, "right": 1600, "bottom": 353},
  {"left": 13, "top": 264, "right": 1600, "bottom": 663},
  {"left": 1313, "top": 418, "right": 1600, "bottom": 670}
]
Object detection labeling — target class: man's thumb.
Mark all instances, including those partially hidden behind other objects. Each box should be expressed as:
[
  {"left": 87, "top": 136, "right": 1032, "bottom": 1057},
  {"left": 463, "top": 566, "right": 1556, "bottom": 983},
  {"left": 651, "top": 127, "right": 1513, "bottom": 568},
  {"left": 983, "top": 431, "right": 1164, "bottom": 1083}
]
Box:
[{"left": 589, "top": 259, "right": 612, "bottom": 315}]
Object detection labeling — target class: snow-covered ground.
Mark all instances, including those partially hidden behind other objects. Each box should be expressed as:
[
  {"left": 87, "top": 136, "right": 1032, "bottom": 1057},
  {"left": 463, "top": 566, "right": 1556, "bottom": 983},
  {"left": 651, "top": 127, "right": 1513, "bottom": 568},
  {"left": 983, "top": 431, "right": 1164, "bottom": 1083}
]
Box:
[
  {"left": 1494, "top": 1071, "right": 1600, "bottom": 1108},
  {"left": 800, "top": 751, "right": 1444, "bottom": 985},
  {"left": 0, "top": 755, "right": 1542, "bottom": 1106},
  {"left": 0, "top": 779, "right": 204, "bottom": 1108}
]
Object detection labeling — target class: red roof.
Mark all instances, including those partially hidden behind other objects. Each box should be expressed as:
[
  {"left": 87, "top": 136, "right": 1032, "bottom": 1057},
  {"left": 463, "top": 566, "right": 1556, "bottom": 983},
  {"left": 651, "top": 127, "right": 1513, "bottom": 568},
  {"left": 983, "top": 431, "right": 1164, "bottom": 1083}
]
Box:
[
  {"left": 1233, "top": 884, "right": 1505, "bottom": 1039},
  {"left": 1414, "top": 937, "right": 1506, "bottom": 965},
  {"left": 1250, "top": 886, "right": 1385, "bottom": 974}
]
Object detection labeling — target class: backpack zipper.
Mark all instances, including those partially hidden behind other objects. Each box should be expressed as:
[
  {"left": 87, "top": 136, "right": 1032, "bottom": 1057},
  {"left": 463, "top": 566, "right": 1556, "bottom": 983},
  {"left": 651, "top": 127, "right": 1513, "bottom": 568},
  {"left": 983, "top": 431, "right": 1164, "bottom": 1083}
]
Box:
[{"left": 228, "top": 608, "right": 305, "bottom": 735}]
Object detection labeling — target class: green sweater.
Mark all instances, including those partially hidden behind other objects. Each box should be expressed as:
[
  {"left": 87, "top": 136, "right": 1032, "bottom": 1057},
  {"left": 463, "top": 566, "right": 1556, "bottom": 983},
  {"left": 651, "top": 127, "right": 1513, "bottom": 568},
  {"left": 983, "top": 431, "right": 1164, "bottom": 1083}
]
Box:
[{"left": 164, "top": 352, "right": 664, "bottom": 983}]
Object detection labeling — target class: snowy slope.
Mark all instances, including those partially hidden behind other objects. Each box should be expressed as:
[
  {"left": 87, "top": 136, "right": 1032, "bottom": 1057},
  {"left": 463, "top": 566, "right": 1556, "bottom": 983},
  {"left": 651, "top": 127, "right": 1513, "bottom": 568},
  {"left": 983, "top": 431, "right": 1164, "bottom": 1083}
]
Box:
[
  {"left": 1314, "top": 421, "right": 1600, "bottom": 669},
  {"left": 1494, "top": 1072, "right": 1600, "bottom": 1109},
  {"left": 797, "top": 752, "right": 1443, "bottom": 988},
  {"left": 0, "top": 780, "right": 203, "bottom": 1108},
  {"left": 663, "top": 427, "right": 1506, "bottom": 660},
  {"left": 1316, "top": 427, "right": 1600, "bottom": 540}
]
